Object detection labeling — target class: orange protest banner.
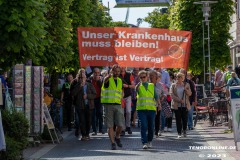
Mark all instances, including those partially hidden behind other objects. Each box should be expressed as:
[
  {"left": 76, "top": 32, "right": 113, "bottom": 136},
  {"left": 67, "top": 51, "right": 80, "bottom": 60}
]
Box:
[{"left": 77, "top": 27, "right": 192, "bottom": 69}]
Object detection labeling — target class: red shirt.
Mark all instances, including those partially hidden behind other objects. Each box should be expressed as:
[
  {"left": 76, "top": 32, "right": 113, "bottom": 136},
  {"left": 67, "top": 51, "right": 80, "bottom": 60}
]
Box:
[{"left": 91, "top": 79, "right": 101, "bottom": 98}]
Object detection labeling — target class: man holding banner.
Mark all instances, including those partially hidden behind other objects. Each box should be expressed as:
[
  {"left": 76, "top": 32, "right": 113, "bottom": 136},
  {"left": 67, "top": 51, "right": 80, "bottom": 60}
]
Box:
[{"left": 101, "top": 64, "right": 125, "bottom": 150}]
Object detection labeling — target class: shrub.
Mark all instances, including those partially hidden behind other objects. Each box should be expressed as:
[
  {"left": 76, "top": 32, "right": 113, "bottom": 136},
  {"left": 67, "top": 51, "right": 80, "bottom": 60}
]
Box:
[{"left": 0, "top": 110, "right": 29, "bottom": 160}]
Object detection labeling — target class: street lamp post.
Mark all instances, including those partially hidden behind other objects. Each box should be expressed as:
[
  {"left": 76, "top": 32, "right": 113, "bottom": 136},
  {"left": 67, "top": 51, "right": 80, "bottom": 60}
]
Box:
[{"left": 194, "top": 1, "right": 217, "bottom": 95}]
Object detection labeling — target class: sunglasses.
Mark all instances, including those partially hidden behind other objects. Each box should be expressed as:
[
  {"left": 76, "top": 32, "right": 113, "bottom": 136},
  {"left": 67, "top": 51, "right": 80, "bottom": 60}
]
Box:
[
  {"left": 140, "top": 76, "right": 146, "bottom": 79},
  {"left": 176, "top": 76, "right": 182, "bottom": 78}
]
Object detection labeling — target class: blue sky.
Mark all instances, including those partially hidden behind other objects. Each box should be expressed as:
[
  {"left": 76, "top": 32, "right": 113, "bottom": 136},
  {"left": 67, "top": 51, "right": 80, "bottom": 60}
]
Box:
[{"left": 102, "top": 0, "right": 163, "bottom": 28}]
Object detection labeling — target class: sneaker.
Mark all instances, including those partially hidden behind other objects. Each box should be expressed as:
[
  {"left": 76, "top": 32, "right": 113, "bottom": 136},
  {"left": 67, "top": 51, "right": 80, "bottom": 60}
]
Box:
[
  {"left": 143, "top": 144, "right": 148, "bottom": 149},
  {"left": 115, "top": 138, "right": 123, "bottom": 147},
  {"left": 126, "top": 127, "right": 132, "bottom": 134},
  {"left": 147, "top": 142, "right": 152, "bottom": 148},
  {"left": 155, "top": 133, "right": 159, "bottom": 138},
  {"left": 112, "top": 143, "right": 116, "bottom": 150},
  {"left": 189, "top": 127, "right": 193, "bottom": 130},
  {"left": 92, "top": 132, "right": 97, "bottom": 136},
  {"left": 158, "top": 132, "right": 162, "bottom": 136},
  {"left": 131, "top": 121, "right": 136, "bottom": 127},
  {"left": 167, "top": 128, "right": 172, "bottom": 132},
  {"left": 86, "top": 135, "right": 90, "bottom": 140},
  {"left": 177, "top": 134, "right": 181, "bottom": 138},
  {"left": 81, "top": 136, "right": 88, "bottom": 141},
  {"left": 183, "top": 130, "right": 187, "bottom": 137},
  {"left": 120, "top": 131, "right": 125, "bottom": 136},
  {"left": 164, "top": 127, "right": 167, "bottom": 132}
]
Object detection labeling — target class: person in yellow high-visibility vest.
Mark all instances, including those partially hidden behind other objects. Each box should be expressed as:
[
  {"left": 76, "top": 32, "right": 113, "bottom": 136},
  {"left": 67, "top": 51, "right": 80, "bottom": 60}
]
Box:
[
  {"left": 101, "top": 64, "right": 124, "bottom": 150},
  {"left": 136, "top": 70, "right": 160, "bottom": 149}
]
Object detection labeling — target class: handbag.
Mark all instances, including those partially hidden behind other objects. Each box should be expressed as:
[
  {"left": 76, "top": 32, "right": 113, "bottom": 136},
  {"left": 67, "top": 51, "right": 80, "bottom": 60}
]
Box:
[{"left": 162, "top": 100, "right": 172, "bottom": 118}]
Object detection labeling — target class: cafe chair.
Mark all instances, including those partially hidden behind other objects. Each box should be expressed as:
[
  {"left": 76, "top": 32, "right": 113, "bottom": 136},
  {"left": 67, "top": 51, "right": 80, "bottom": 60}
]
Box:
[
  {"left": 194, "top": 97, "right": 216, "bottom": 127},
  {"left": 211, "top": 87, "right": 226, "bottom": 100},
  {"left": 209, "top": 100, "right": 228, "bottom": 126}
]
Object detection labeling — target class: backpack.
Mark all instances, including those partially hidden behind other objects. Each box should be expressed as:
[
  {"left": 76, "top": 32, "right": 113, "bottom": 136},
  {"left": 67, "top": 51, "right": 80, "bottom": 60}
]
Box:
[{"left": 225, "top": 72, "right": 231, "bottom": 81}]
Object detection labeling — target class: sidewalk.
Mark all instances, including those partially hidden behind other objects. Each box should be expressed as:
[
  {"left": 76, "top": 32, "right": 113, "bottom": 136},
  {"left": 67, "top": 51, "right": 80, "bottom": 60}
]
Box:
[
  {"left": 23, "top": 120, "right": 240, "bottom": 160},
  {"left": 196, "top": 120, "right": 240, "bottom": 159}
]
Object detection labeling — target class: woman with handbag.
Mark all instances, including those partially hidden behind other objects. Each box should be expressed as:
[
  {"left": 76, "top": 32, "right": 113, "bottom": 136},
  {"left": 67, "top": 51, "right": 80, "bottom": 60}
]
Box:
[{"left": 170, "top": 73, "right": 192, "bottom": 138}]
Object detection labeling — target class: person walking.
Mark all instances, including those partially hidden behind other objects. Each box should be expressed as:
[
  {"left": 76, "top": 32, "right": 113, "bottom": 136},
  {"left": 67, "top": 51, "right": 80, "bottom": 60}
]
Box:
[
  {"left": 71, "top": 68, "right": 86, "bottom": 137},
  {"left": 136, "top": 70, "right": 160, "bottom": 149},
  {"left": 61, "top": 73, "right": 73, "bottom": 131},
  {"left": 186, "top": 71, "right": 197, "bottom": 130},
  {"left": 71, "top": 72, "right": 96, "bottom": 141},
  {"left": 180, "top": 69, "right": 196, "bottom": 130},
  {"left": 89, "top": 67, "right": 104, "bottom": 135},
  {"left": 149, "top": 70, "right": 166, "bottom": 138},
  {"left": 120, "top": 67, "right": 135, "bottom": 135},
  {"left": 131, "top": 68, "right": 140, "bottom": 127},
  {"left": 170, "top": 72, "right": 192, "bottom": 138},
  {"left": 101, "top": 64, "right": 124, "bottom": 150}
]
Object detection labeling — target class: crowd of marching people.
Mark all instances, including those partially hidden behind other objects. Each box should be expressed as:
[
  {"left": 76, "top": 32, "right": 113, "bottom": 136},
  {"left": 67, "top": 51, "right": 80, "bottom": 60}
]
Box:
[{"left": 58, "top": 64, "right": 240, "bottom": 150}]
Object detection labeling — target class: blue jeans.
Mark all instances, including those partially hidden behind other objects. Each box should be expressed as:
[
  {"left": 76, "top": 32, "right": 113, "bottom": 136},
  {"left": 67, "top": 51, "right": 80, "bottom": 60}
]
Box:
[
  {"left": 160, "top": 111, "right": 165, "bottom": 130},
  {"left": 187, "top": 106, "right": 194, "bottom": 128},
  {"left": 137, "top": 110, "right": 155, "bottom": 144}
]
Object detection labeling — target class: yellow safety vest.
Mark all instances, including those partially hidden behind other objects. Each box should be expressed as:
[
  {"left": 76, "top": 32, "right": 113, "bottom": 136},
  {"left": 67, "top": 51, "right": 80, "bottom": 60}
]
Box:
[
  {"left": 101, "top": 77, "right": 122, "bottom": 104},
  {"left": 136, "top": 83, "right": 156, "bottom": 111}
]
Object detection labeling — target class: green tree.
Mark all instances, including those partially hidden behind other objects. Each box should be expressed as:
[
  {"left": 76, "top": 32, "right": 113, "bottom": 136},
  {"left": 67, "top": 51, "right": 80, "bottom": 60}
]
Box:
[
  {"left": 90, "top": 0, "right": 112, "bottom": 27},
  {"left": 42, "top": 0, "right": 73, "bottom": 94},
  {"left": 109, "top": 21, "right": 130, "bottom": 27},
  {"left": 0, "top": 0, "right": 48, "bottom": 70},
  {"left": 69, "top": 0, "right": 112, "bottom": 71},
  {"left": 144, "top": 8, "right": 170, "bottom": 29},
  {"left": 169, "top": 0, "right": 234, "bottom": 74}
]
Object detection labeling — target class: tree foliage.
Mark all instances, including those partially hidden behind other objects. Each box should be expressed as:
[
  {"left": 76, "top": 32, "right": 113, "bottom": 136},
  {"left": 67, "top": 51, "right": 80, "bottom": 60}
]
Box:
[
  {"left": 168, "top": 0, "right": 234, "bottom": 74},
  {"left": 0, "top": 0, "right": 48, "bottom": 70},
  {"left": 144, "top": 8, "right": 170, "bottom": 29},
  {"left": 41, "top": 0, "right": 73, "bottom": 73},
  {"left": 69, "top": 0, "right": 112, "bottom": 71},
  {"left": 109, "top": 21, "right": 130, "bottom": 27}
]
